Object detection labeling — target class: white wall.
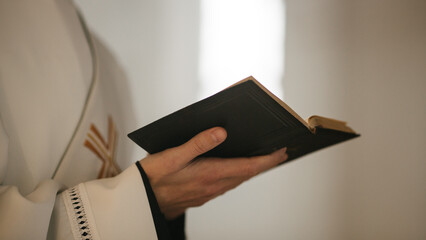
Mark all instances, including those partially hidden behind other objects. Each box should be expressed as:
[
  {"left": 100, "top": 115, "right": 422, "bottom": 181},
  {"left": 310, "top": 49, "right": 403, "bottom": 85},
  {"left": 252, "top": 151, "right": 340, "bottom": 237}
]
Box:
[
  {"left": 74, "top": 0, "right": 200, "bottom": 125},
  {"left": 283, "top": 0, "right": 426, "bottom": 239}
]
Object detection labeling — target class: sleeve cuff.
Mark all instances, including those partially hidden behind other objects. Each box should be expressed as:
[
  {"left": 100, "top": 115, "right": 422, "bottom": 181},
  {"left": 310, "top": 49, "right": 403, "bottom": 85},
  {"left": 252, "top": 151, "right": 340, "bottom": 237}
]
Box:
[
  {"left": 135, "top": 161, "right": 186, "bottom": 240},
  {"left": 66, "top": 164, "right": 157, "bottom": 239}
]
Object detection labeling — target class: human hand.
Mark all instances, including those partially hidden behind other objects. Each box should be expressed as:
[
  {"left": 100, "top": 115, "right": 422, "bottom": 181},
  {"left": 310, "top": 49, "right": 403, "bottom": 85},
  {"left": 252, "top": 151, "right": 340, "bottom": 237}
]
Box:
[{"left": 139, "top": 127, "right": 288, "bottom": 220}]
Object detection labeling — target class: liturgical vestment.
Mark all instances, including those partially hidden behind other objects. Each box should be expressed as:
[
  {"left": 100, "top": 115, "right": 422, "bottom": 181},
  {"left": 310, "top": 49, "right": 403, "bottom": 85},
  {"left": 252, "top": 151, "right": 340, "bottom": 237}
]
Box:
[{"left": 0, "top": 0, "right": 159, "bottom": 239}]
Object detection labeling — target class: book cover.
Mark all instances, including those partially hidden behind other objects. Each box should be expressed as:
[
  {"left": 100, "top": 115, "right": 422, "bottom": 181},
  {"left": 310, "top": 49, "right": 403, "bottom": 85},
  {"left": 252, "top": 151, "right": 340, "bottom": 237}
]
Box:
[{"left": 128, "top": 76, "right": 360, "bottom": 163}]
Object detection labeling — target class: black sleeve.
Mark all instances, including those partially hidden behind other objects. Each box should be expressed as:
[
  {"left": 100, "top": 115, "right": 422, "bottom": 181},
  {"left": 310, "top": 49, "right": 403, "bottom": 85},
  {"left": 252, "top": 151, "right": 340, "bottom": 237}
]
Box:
[{"left": 135, "top": 161, "right": 186, "bottom": 240}]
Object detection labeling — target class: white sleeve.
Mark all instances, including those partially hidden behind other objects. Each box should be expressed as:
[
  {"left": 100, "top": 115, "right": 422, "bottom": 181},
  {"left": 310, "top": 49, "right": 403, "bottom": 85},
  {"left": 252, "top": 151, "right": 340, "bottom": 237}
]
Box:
[
  {"left": 50, "top": 165, "right": 157, "bottom": 240},
  {"left": 0, "top": 117, "right": 157, "bottom": 240},
  {"left": 0, "top": 167, "right": 157, "bottom": 240}
]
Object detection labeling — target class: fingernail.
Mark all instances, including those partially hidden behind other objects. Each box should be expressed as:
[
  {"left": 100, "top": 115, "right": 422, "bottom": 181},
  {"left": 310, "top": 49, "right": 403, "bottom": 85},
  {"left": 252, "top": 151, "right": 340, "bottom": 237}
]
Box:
[{"left": 211, "top": 128, "right": 226, "bottom": 143}]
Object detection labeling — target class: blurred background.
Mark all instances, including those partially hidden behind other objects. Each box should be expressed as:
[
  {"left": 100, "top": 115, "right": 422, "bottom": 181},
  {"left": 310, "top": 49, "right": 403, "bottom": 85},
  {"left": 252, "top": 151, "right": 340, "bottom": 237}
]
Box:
[{"left": 74, "top": 0, "right": 426, "bottom": 239}]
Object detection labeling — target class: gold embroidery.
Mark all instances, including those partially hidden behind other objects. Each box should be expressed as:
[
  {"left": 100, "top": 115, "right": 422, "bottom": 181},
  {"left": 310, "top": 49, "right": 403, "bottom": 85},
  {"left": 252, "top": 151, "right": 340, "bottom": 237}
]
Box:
[{"left": 84, "top": 116, "right": 120, "bottom": 178}]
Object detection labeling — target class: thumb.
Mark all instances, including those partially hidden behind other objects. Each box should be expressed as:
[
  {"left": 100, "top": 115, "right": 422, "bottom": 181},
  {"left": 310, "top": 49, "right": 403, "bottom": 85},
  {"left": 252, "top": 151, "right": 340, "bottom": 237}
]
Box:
[{"left": 165, "top": 127, "right": 227, "bottom": 169}]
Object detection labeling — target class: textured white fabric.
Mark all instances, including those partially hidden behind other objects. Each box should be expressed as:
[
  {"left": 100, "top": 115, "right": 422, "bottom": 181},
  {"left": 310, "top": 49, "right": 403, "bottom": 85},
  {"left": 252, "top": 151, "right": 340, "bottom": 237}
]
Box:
[
  {"left": 0, "top": 180, "right": 62, "bottom": 239},
  {"left": 48, "top": 194, "right": 75, "bottom": 239},
  {"left": 0, "top": 0, "right": 157, "bottom": 239},
  {"left": 82, "top": 165, "right": 156, "bottom": 240},
  {"left": 0, "top": 0, "right": 92, "bottom": 194}
]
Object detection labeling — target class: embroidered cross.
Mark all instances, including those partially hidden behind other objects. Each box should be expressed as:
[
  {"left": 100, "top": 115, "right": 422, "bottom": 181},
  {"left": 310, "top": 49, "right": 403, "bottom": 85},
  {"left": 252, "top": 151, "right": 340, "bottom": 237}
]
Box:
[{"left": 84, "top": 116, "right": 121, "bottom": 179}]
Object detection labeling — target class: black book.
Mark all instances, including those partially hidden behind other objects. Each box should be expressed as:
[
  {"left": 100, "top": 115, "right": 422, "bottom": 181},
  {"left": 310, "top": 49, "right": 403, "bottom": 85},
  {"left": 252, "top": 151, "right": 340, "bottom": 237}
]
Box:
[{"left": 128, "top": 76, "right": 360, "bottom": 163}]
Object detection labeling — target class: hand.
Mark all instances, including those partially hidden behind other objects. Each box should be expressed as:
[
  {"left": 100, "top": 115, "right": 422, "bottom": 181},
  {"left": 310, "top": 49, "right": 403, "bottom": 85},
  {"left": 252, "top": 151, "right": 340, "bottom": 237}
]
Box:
[{"left": 139, "top": 127, "right": 288, "bottom": 220}]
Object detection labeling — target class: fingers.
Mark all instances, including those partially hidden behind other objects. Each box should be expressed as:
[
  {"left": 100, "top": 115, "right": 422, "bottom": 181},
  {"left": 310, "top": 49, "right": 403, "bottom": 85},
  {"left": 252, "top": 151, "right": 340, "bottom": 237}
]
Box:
[
  {"left": 214, "top": 147, "right": 288, "bottom": 179},
  {"left": 163, "top": 127, "right": 227, "bottom": 170},
  {"left": 248, "top": 147, "right": 288, "bottom": 174},
  {"left": 144, "top": 146, "right": 287, "bottom": 219}
]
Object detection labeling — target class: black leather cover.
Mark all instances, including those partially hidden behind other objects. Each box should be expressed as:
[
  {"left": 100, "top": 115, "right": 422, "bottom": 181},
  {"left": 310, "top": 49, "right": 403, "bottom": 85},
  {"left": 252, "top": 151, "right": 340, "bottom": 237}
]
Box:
[{"left": 128, "top": 80, "right": 359, "bottom": 163}]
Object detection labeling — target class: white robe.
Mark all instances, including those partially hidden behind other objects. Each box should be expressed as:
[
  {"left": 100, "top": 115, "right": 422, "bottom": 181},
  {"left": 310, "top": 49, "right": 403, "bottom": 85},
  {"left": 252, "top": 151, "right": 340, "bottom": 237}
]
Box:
[{"left": 0, "top": 0, "right": 157, "bottom": 239}]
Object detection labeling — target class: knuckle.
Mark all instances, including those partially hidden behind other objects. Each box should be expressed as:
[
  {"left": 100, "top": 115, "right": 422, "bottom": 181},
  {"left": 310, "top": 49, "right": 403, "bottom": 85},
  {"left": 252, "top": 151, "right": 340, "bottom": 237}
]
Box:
[{"left": 192, "top": 138, "right": 208, "bottom": 155}]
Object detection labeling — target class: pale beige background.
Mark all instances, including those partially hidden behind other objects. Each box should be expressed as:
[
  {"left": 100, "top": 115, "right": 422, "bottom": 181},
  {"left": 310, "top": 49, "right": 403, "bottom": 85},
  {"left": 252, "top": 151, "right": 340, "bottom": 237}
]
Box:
[
  {"left": 75, "top": 0, "right": 426, "bottom": 239},
  {"left": 281, "top": 1, "right": 426, "bottom": 239}
]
